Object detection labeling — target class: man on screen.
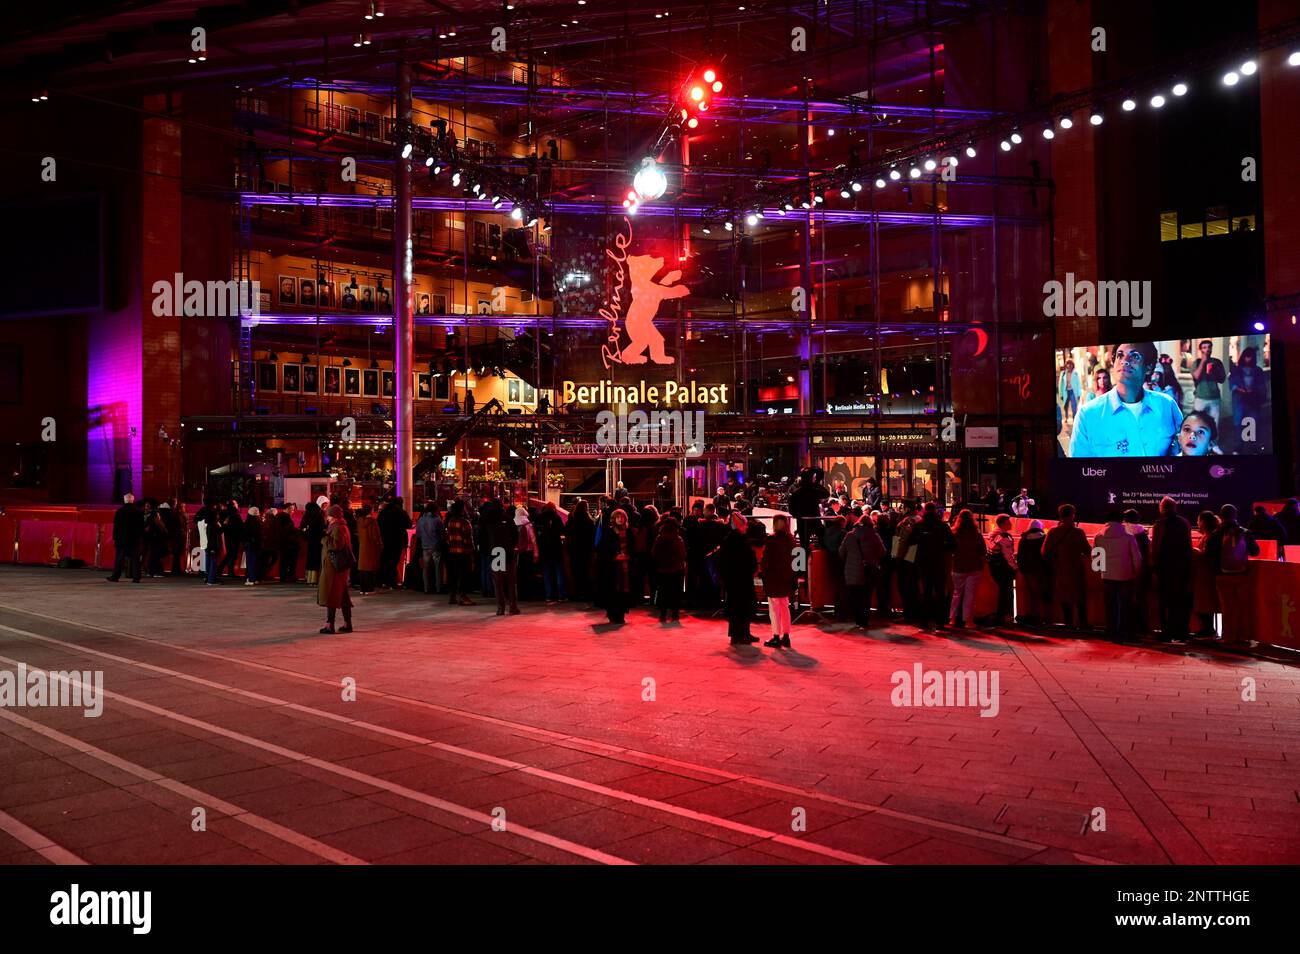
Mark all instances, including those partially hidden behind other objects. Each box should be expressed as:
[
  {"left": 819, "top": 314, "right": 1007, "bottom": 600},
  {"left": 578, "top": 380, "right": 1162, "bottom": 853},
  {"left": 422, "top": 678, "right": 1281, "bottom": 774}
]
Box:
[
  {"left": 1068, "top": 342, "right": 1182, "bottom": 457},
  {"left": 1190, "top": 339, "right": 1226, "bottom": 429}
]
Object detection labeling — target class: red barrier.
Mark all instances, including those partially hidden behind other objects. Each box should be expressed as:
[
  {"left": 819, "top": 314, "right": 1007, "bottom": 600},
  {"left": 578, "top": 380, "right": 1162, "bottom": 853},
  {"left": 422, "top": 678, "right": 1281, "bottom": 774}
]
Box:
[
  {"left": 17, "top": 520, "right": 78, "bottom": 565},
  {"left": 0, "top": 516, "right": 15, "bottom": 563}
]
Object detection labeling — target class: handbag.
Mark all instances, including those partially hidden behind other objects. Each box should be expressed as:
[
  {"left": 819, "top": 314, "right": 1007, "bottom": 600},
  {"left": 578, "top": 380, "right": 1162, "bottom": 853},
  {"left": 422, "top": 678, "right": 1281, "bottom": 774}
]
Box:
[{"left": 328, "top": 546, "right": 355, "bottom": 572}]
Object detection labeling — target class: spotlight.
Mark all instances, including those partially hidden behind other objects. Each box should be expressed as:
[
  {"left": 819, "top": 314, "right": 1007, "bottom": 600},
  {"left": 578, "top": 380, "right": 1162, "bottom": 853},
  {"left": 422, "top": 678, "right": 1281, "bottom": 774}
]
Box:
[
  {"left": 451, "top": 171, "right": 461, "bottom": 186},
  {"left": 746, "top": 213, "right": 759, "bottom": 226},
  {"left": 813, "top": 194, "right": 824, "bottom": 203},
  {"left": 908, "top": 166, "right": 921, "bottom": 178},
  {"left": 1289, "top": 51, "right": 1300, "bottom": 67},
  {"left": 632, "top": 156, "right": 668, "bottom": 201},
  {"left": 943, "top": 155, "right": 957, "bottom": 167},
  {"left": 965, "top": 144, "right": 977, "bottom": 158},
  {"left": 1122, "top": 98, "right": 1137, "bottom": 110},
  {"left": 425, "top": 156, "right": 434, "bottom": 167},
  {"left": 923, "top": 157, "right": 937, "bottom": 172},
  {"left": 839, "top": 189, "right": 850, "bottom": 199},
  {"left": 1150, "top": 94, "right": 1165, "bottom": 108},
  {"left": 1010, "top": 130, "right": 1023, "bottom": 144},
  {"left": 800, "top": 200, "right": 811, "bottom": 209},
  {"left": 1253, "top": 321, "right": 1266, "bottom": 332},
  {"left": 511, "top": 206, "right": 523, "bottom": 221},
  {"left": 1042, "top": 128, "right": 1055, "bottom": 139},
  {"left": 874, "top": 177, "right": 886, "bottom": 189},
  {"left": 889, "top": 167, "right": 901, "bottom": 180},
  {"left": 471, "top": 182, "right": 480, "bottom": 194},
  {"left": 827, "top": 128, "right": 836, "bottom": 136},
  {"left": 1172, "top": 82, "right": 1188, "bottom": 96},
  {"left": 401, "top": 142, "right": 413, "bottom": 158},
  {"left": 999, "top": 140, "right": 1011, "bottom": 151},
  {"left": 704, "top": 69, "right": 716, "bottom": 83},
  {"left": 723, "top": 220, "right": 733, "bottom": 231},
  {"left": 1059, "top": 116, "right": 1073, "bottom": 129},
  {"left": 687, "top": 117, "right": 699, "bottom": 129},
  {"left": 362, "top": 33, "right": 372, "bottom": 45},
  {"left": 1222, "top": 71, "right": 1239, "bottom": 86},
  {"left": 690, "top": 86, "right": 705, "bottom": 101},
  {"left": 432, "top": 164, "right": 441, "bottom": 175},
  {"left": 783, "top": 201, "right": 794, "bottom": 211},
  {"left": 1089, "top": 112, "right": 1104, "bottom": 125},
  {"left": 851, "top": 181, "right": 862, "bottom": 192},
  {"left": 1240, "top": 60, "right": 1257, "bottom": 76}
]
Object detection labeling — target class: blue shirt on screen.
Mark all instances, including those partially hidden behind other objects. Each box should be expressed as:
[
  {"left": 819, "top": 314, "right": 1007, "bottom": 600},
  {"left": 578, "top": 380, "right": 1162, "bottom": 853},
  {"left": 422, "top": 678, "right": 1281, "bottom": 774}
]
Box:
[{"left": 1067, "top": 387, "right": 1181, "bottom": 457}]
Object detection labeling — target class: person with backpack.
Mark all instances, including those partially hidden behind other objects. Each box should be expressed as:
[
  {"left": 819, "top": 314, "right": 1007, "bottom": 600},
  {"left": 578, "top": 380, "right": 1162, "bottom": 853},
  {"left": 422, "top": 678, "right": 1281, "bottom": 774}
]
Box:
[
  {"left": 949, "top": 510, "right": 986, "bottom": 629},
  {"left": 988, "top": 514, "right": 1019, "bottom": 626},
  {"left": 1094, "top": 510, "right": 1142, "bottom": 641},
  {"left": 839, "top": 513, "right": 885, "bottom": 630},
  {"left": 317, "top": 505, "right": 354, "bottom": 633},
  {"left": 1204, "top": 503, "right": 1259, "bottom": 642}
]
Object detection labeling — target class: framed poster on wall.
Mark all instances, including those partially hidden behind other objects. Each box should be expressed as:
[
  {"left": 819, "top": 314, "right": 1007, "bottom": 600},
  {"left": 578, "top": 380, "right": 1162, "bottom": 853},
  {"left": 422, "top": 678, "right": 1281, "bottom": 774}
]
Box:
[
  {"left": 301, "top": 364, "right": 318, "bottom": 394},
  {"left": 282, "top": 364, "right": 300, "bottom": 393},
  {"left": 416, "top": 373, "right": 432, "bottom": 400},
  {"left": 324, "top": 366, "right": 341, "bottom": 395},
  {"left": 257, "top": 362, "right": 278, "bottom": 392},
  {"left": 381, "top": 370, "right": 395, "bottom": 397},
  {"left": 363, "top": 368, "right": 379, "bottom": 396},
  {"left": 344, "top": 368, "right": 361, "bottom": 396},
  {"left": 277, "top": 275, "right": 296, "bottom": 305},
  {"left": 434, "top": 375, "right": 450, "bottom": 400}
]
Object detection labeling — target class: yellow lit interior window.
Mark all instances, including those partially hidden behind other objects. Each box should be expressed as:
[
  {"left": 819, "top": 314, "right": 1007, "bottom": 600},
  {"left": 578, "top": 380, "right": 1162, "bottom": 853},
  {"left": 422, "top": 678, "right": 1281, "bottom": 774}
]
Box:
[{"left": 1159, "top": 212, "right": 1178, "bottom": 242}]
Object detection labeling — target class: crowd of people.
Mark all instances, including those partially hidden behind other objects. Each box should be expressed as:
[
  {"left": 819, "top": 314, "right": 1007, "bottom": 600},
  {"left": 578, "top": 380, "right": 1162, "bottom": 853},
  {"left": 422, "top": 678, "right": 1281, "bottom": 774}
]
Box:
[{"left": 104, "top": 474, "right": 1298, "bottom": 647}]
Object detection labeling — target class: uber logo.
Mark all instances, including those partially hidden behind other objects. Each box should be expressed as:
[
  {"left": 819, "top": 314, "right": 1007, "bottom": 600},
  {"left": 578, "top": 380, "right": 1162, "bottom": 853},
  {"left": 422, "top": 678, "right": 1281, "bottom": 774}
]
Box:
[{"left": 1081, "top": 467, "right": 1107, "bottom": 477}]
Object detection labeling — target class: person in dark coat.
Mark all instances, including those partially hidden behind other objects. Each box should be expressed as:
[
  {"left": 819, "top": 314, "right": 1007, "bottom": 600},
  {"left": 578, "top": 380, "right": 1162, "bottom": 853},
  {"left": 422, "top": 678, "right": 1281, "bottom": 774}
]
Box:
[
  {"left": 535, "top": 502, "right": 567, "bottom": 602},
  {"left": 873, "top": 510, "right": 895, "bottom": 619},
  {"left": 840, "top": 514, "right": 885, "bottom": 629},
  {"left": 1247, "top": 505, "right": 1286, "bottom": 545},
  {"left": 1043, "top": 503, "right": 1090, "bottom": 631},
  {"left": 908, "top": 502, "right": 955, "bottom": 632},
  {"left": 651, "top": 517, "right": 687, "bottom": 623},
  {"left": 596, "top": 507, "right": 636, "bottom": 624},
  {"left": 302, "top": 501, "right": 326, "bottom": 586},
  {"left": 718, "top": 512, "right": 759, "bottom": 645},
  {"left": 158, "top": 501, "right": 184, "bottom": 576},
  {"left": 220, "top": 500, "right": 243, "bottom": 579},
  {"left": 822, "top": 515, "right": 849, "bottom": 621},
  {"left": 242, "top": 507, "right": 263, "bottom": 584},
  {"left": 1151, "top": 496, "right": 1193, "bottom": 641},
  {"left": 486, "top": 506, "right": 520, "bottom": 615},
  {"left": 260, "top": 508, "right": 282, "bottom": 582},
  {"left": 564, "top": 499, "right": 596, "bottom": 602},
  {"left": 277, "top": 508, "right": 300, "bottom": 584},
  {"left": 107, "top": 493, "right": 143, "bottom": 583},
  {"left": 377, "top": 497, "right": 413, "bottom": 590},
  {"left": 196, "top": 498, "right": 223, "bottom": 585},
  {"left": 317, "top": 505, "right": 353, "bottom": 633},
  {"left": 142, "top": 499, "right": 168, "bottom": 577},
  {"left": 760, "top": 515, "right": 798, "bottom": 647},
  {"left": 1016, "top": 521, "right": 1050, "bottom": 626},
  {"left": 1275, "top": 498, "right": 1300, "bottom": 547}
]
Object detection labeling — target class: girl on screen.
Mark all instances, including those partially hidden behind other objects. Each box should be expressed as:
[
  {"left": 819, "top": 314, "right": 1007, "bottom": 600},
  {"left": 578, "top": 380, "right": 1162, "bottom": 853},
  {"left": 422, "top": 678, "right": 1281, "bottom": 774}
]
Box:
[{"left": 1176, "top": 410, "right": 1221, "bottom": 457}]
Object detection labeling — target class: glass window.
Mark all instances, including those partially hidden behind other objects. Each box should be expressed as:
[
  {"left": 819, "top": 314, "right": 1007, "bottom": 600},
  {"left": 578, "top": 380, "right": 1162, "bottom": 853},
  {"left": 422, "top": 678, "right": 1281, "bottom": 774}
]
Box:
[
  {"left": 1179, "top": 221, "right": 1204, "bottom": 239},
  {"left": 1159, "top": 211, "right": 1178, "bottom": 242},
  {"left": 1205, "top": 218, "right": 1230, "bottom": 236},
  {"left": 884, "top": 458, "right": 908, "bottom": 501}
]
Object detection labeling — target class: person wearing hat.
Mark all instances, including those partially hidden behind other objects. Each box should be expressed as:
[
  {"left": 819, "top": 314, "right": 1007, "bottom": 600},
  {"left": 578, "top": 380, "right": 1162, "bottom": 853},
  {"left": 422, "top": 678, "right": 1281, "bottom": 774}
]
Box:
[
  {"left": 243, "top": 506, "right": 263, "bottom": 585},
  {"left": 318, "top": 505, "right": 354, "bottom": 633}
]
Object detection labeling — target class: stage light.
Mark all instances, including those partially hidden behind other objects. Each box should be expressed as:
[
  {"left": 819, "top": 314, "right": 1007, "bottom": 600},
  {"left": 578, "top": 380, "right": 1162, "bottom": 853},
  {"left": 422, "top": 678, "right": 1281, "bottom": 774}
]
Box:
[
  {"left": 724, "top": 220, "right": 733, "bottom": 231},
  {"left": 874, "top": 177, "right": 886, "bottom": 189},
  {"left": 511, "top": 206, "right": 523, "bottom": 221},
  {"left": 889, "top": 167, "right": 901, "bottom": 180},
  {"left": 1290, "top": 51, "right": 1300, "bottom": 66},
  {"left": 1010, "top": 130, "right": 1023, "bottom": 143},
  {"left": 923, "top": 157, "right": 937, "bottom": 171},
  {"left": 1240, "top": 60, "right": 1257, "bottom": 76},
  {"left": 999, "top": 140, "right": 1011, "bottom": 151},
  {"left": 909, "top": 166, "right": 921, "bottom": 178},
  {"left": 401, "top": 142, "right": 413, "bottom": 158},
  {"left": 800, "top": 200, "right": 811, "bottom": 209},
  {"left": 626, "top": 200, "right": 639, "bottom": 215},
  {"left": 451, "top": 171, "right": 461, "bottom": 186},
  {"left": 1042, "top": 127, "right": 1055, "bottom": 139},
  {"left": 839, "top": 189, "right": 850, "bottom": 199},
  {"left": 712, "top": 81, "right": 723, "bottom": 92},
  {"left": 746, "top": 213, "right": 759, "bottom": 226},
  {"left": 491, "top": 194, "right": 500, "bottom": 204},
  {"left": 1172, "top": 82, "right": 1188, "bottom": 96},
  {"left": 701, "top": 226, "right": 711, "bottom": 234},
  {"left": 813, "top": 194, "right": 824, "bottom": 203},
  {"left": 1122, "top": 98, "right": 1137, "bottom": 110},
  {"left": 1150, "top": 94, "right": 1165, "bottom": 108},
  {"left": 1253, "top": 321, "right": 1266, "bottom": 332},
  {"left": 633, "top": 157, "right": 668, "bottom": 201},
  {"left": 1089, "top": 112, "right": 1104, "bottom": 125},
  {"left": 362, "top": 34, "right": 372, "bottom": 45},
  {"left": 943, "top": 155, "right": 957, "bottom": 168},
  {"left": 783, "top": 201, "right": 794, "bottom": 211},
  {"left": 827, "top": 128, "right": 836, "bottom": 137},
  {"left": 703, "top": 69, "right": 716, "bottom": 83},
  {"left": 691, "top": 86, "right": 705, "bottom": 101},
  {"left": 471, "top": 182, "right": 481, "bottom": 194},
  {"left": 965, "top": 144, "right": 977, "bottom": 158},
  {"left": 424, "top": 156, "right": 434, "bottom": 167},
  {"left": 1058, "top": 115, "right": 1073, "bottom": 129},
  {"left": 432, "top": 164, "right": 441, "bottom": 175},
  {"left": 687, "top": 117, "right": 699, "bottom": 129},
  {"left": 851, "top": 181, "right": 863, "bottom": 192},
  {"left": 1222, "top": 71, "right": 1239, "bottom": 86}
]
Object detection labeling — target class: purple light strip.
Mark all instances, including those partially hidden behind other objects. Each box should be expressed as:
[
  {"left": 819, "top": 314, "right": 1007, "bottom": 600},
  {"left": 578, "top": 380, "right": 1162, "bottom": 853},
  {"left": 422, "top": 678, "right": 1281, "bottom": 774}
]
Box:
[
  {"left": 242, "top": 315, "right": 972, "bottom": 334},
  {"left": 285, "top": 80, "right": 999, "bottom": 122},
  {"left": 237, "top": 193, "right": 1010, "bottom": 227}
]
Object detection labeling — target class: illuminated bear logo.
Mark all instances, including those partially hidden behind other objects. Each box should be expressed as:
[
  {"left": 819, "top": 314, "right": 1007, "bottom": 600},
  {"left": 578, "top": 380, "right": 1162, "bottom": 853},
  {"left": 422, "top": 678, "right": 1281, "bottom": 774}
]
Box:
[{"left": 620, "top": 255, "right": 689, "bottom": 365}]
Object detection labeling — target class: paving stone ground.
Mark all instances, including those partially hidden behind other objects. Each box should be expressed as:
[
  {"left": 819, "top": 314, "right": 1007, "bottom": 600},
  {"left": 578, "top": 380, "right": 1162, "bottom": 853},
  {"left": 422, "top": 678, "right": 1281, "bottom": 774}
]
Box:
[{"left": 0, "top": 566, "right": 1296, "bottom": 865}]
